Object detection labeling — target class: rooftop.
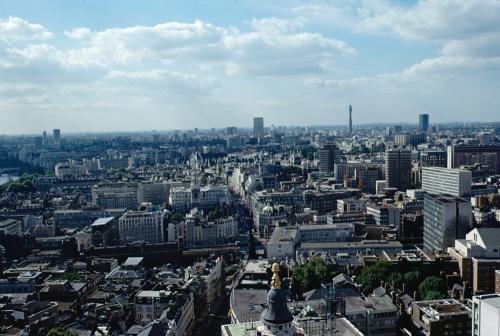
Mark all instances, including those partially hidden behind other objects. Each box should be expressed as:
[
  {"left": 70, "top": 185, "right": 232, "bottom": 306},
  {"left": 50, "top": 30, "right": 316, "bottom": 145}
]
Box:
[
  {"left": 474, "top": 294, "right": 500, "bottom": 309},
  {"left": 90, "top": 217, "right": 115, "bottom": 226},
  {"left": 0, "top": 219, "right": 19, "bottom": 228},
  {"left": 268, "top": 227, "right": 297, "bottom": 244}
]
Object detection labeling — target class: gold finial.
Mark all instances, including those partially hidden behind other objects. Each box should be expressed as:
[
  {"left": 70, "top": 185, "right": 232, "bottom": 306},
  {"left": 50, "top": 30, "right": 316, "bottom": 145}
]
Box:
[{"left": 271, "top": 262, "right": 281, "bottom": 289}]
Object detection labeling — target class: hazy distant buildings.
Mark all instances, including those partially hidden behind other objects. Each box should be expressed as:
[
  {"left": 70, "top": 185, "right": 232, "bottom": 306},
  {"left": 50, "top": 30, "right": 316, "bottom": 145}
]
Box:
[
  {"left": 447, "top": 144, "right": 500, "bottom": 173},
  {"left": 53, "top": 129, "right": 61, "bottom": 142},
  {"left": 419, "top": 113, "right": 429, "bottom": 133},
  {"left": 226, "top": 135, "right": 243, "bottom": 149},
  {"left": 385, "top": 148, "right": 412, "bottom": 191},
  {"left": 478, "top": 132, "right": 492, "bottom": 145},
  {"left": 253, "top": 117, "right": 264, "bottom": 138},
  {"left": 421, "top": 167, "right": 472, "bottom": 198},
  {"left": 225, "top": 126, "right": 237, "bottom": 136},
  {"left": 423, "top": 193, "right": 472, "bottom": 251},
  {"left": 97, "top": 157, "right": 129, "bottom": 170}
]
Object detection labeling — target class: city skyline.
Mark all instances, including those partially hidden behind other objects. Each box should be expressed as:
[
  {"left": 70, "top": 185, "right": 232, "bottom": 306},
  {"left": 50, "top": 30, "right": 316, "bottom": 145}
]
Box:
[{"left": 1, "top": 0, "right": 500, "bottom": 134}]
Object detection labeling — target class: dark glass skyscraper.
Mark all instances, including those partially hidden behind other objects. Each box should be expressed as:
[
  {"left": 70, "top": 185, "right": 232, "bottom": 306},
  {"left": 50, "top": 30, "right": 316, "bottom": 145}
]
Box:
[{"left": 419, "top": 113, "right": 429, "bottom": 133}]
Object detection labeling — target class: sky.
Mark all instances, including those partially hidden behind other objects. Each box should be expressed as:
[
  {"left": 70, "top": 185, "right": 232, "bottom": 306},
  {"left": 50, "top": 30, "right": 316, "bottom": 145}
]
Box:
[{"left": 0, "top": 0, "right": 500, "bottom": 134}]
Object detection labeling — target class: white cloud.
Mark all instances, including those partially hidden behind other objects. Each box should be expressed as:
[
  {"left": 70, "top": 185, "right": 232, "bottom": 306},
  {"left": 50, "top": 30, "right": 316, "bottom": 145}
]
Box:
[
  {"left": 5, "top": 18, "right": 354, "bottom": 75},
  {"left": 104, "top": 69, "right": 218, "bottom": 94},
  {"left": 0, "top": 16, "right": 53, "bottom": 41},
  {"left": 357, "top": 0, "right": 500, "bottom": 41},
  {"left": 250, "top": 17, "right": 307, "bottom": 34},
  {"left": 64, "top": 27, "right": 91, "bottom": 40}
]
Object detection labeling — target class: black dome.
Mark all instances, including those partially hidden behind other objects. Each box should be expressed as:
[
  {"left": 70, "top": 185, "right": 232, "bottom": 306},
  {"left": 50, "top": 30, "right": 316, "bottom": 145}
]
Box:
[{"left": 260, "top": 288, "right": 293, "bottom": 324}]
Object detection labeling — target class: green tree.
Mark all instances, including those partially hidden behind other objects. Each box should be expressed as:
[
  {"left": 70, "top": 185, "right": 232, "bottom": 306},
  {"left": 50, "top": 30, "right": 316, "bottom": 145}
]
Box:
[
  {"left": 291, "top": 257, "right": 336, "bottom": 299},
  {"left": 208, "top": 208, "right": 223, "bottom": 221},
  {"left": 403, "top": 271, "right": 422, "bottom": 293},
  {"left": 418, "top": 276, "right": 447, "bottom": 300},
  {"left": 355, "top": 261, "right": 390, "bottom": 294},
  {"left": 47, "top": 328, "right": 77, "bottom": 336},
  {"left": 387, "top": 272, "right": 403, "bottom": 288},
  {"left": 60, "top": 271, "right": 80, "bottom": 282},
  {"left": 169, "top": 212, "right": 185, "bottom": 223}
]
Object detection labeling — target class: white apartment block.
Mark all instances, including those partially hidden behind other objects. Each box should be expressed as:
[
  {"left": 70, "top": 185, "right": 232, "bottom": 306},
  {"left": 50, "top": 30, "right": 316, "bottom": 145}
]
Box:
[
  {"left": 421, "top": 167, "right": 472, "bottom": 198},
  {"left": 472, "top": 294, "right": 500, "bottom": 336},
  {"left": 119, "top": 211, "right": 163, "bottom": 244},
  {"left": 168, "top": 218, "right": 238, "bottom": 245},
  {"left": 54, "top": 161, "right": 88, "bottom": 178},
  {"left": 337, "top": 199, "right": 367, "bottom": 214}
]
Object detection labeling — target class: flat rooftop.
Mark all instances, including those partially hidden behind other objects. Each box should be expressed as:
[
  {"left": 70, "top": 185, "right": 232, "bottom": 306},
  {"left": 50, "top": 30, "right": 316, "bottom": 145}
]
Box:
[
  {"left": 243, "top": 260, "right": 269, "bottom": 274},
  {"left": 475, "top": 294, "right": 500, "bottom": 309}
]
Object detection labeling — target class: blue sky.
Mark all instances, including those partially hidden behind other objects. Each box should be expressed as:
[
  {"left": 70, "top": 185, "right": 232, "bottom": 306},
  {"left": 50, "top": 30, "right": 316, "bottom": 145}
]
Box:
[{"left": 1, "top": 0, "right": 499, "bottom": 134}]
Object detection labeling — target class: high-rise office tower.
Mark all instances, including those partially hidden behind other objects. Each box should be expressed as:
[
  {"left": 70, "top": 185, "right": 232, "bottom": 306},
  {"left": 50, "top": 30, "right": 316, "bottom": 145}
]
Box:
[
  {"left": 419, "top": 113, "right": 429, "bottom": 133},
  {"left": 34, "top": 137, "right": 43, "bottom": 149},
  {"left": 421, "top": 167, "right": 472, "bottom": 198},
  {"left": 319, "top": 143, "right": 337, "bottom": 174},
  {"left": 423, "top": 193, "right": 472, "bottom": 251},
  {"left": 53, "top": 129, "right": 61, "bottom": 142},
  {"left": 384, "top": 148, "right": 412, "bottom": 191},
  {"left": 226, "top": 127, "right": 237, "bottom": 136},
  {"left": 253, "top": 117, "right": 264, "bottom": 138},
  {"left": 348, "top": 105, "right": 352, "bottom": 135}
]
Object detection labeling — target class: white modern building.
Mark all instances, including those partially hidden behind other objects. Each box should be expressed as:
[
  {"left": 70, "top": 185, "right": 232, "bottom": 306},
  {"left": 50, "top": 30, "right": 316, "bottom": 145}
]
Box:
[
  {"left": 267, "top": 227, "right": 298, "bottom": 260},
  {"left": 367, "top": 204, "right": 400, "bottom": 227},
  {"left": 54, "top": 161, "right": 88, "bottom": 178},
  {"left": 472, "top": 294, "right": 500, "bottom": 336},
  {"left": 337, "top": 199, "right": 367, "bottom": 214},
  {"left": 421, "top": 167, "right": 472, "bottom": 198},
  {"left": 119, "top": 210, "right": 163, "bottom": 244}
]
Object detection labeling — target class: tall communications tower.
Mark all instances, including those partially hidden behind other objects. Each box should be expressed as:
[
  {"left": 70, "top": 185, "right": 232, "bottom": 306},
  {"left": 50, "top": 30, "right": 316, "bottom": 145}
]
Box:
[{"left": 348, "top": 105, "right": 352, "bottom": 135}]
